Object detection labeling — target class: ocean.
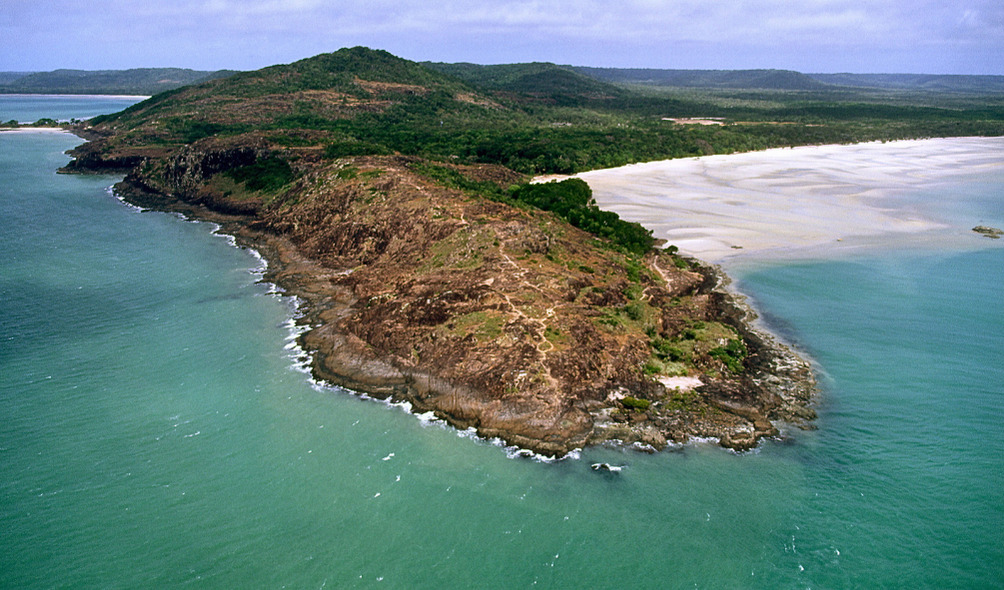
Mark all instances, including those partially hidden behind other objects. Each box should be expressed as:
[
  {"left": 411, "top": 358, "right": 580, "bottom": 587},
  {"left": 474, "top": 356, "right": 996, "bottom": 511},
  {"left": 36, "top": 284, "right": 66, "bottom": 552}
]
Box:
[{"left": 2, "top": 96, "right": 1001, "bottom": 588}]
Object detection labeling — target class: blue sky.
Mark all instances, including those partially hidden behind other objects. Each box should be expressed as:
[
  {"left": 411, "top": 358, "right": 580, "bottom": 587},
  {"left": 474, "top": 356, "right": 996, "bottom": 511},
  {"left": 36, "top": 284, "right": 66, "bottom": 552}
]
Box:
[{"left": 3, "top": 0, "right": 1002, "bottom": 74}]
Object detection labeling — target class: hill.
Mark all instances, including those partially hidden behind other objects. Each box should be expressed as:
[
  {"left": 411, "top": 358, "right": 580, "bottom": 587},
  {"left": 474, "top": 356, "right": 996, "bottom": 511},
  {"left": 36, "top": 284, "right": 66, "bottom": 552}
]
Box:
[
  {"left": 0, "top": 71, "right": 33, "bottom": 85},
  {"left": 62, "top": 47, "right": 826, "bottom": 455},
  {"left": 424, "top": 61, "right": 625, "bottom": 98},
  {"left": 53, "top": 47, "right": 1004, "bottom": 455},
  {"left": 807, "top": 73, "right": 1004, "bottom": 93},
  {"left": 0, "top": 67, "right": 234, "bottom": 95},
  {"left": 573, "top": 67, "right": 831, "bottom": 90}
]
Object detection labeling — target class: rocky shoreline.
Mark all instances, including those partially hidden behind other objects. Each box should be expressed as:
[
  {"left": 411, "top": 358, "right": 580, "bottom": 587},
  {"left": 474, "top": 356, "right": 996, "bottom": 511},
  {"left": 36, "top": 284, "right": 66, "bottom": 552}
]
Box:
[
  {"left": 99, "top": 153, "right": 816, "bottom": 457},
  {"left": 61, "top": 123, "right": 818, "bottom": 457}
]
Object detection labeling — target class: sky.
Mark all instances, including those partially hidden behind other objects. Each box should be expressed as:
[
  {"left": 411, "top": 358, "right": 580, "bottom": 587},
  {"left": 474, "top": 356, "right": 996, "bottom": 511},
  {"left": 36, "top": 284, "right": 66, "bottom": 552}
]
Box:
[{"left": 3, "top": 0, "right": 1002, "bottom": 74}]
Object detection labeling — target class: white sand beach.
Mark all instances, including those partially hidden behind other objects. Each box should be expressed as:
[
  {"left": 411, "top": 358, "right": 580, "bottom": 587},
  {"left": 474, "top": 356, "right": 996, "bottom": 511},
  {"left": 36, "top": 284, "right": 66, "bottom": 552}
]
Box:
[
  {"left": 0, "top": 127, "right": 71, "bottom": 134},
  {"left": 573, "top": 137, "right": 1004, "bottom": 262}
]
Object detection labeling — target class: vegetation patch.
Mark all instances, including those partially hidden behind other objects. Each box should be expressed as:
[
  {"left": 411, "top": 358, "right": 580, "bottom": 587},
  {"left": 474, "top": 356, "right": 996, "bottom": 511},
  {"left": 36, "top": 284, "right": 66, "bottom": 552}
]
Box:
[
  {"left": 509, "top": 179, "right": 654, "bottom": 255},
  {"left": 621, "top": 396, "right": 652, "bottom": 411},
  {"left": 709, "top": 339, "right": 748, "bottom": 373},
  {"left": 543, "top": 325, "right": 568, "bottom": 350},
  {"left": 410, "top": 162, "right": 512, "bottom": 199},
  {"left": 663, "top": 389, "right": 704, "bottom": 412},
  {"left": 418, "top": 227, "right": 494, "bottom": 272},
  {"left": 324, "top": 138, "right": 391, "bottom": 159},
  {"left": 650, "top": 336, "right": 688, "bottom": 362},
  {"left": 443, "top": 311, "right": 505, "bottom": 342},
  {"left": 335, "top": 165, "right": 359, "bottom": 180},
  {"left": 166, "top": 118, "right": 231, "bottom": 143},
  {"left": 225, "top": 156, "right": 294, "bottom": 192}
]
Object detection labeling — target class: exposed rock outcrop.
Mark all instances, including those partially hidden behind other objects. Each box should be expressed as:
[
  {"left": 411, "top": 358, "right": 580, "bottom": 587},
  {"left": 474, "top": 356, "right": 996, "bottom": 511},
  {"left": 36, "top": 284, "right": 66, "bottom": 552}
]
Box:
[{"left": 67, "top": 142, "right": 817, "bottom": 456}]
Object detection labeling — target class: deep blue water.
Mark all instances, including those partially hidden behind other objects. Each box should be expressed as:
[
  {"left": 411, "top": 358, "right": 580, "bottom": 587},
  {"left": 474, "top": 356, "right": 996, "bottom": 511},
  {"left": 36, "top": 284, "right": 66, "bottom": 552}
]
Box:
[{"left": 1, "top": 97, "right": 1002, "bottom": 588}]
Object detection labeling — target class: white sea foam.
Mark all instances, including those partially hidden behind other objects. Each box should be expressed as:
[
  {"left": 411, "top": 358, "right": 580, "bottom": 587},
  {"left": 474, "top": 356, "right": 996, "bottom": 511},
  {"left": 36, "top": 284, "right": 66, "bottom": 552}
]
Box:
[
  {"left": 108, "top": 186, "right": 146, "bottom": 212},
  {"left": 687, "top": 436, "right": 721, "bottom": 446},
  {"left": 245, "top": 247, "right": 268, "bottom": 277},
  {"left": 415, "top": 410, "right": 439, "bottom": 424}
]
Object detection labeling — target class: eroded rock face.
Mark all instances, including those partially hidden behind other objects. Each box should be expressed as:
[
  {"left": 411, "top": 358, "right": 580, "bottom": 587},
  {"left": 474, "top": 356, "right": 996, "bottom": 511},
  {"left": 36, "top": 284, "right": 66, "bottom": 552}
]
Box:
[
  {"left": 164, "top": 141, "right": 265, "bottom": 197},
  {"left": 62, "top": 141, "right": 147, "bottom": 173},
  {"left": 74, "top": 147, "right": 816, "bottom": 456},
  {"left": 247, "top": 156, "right": 815, "bottom": 455}
]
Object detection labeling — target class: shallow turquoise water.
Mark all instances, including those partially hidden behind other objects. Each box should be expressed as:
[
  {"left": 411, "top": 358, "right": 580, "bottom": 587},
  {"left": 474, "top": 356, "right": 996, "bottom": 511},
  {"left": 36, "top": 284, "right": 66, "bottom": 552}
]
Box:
[
  {"left": 1, "top": 98, "right": 1002, "bottom": 588},
  {"left": 0, "top": 94, "right": 148, "bottom": 123}
]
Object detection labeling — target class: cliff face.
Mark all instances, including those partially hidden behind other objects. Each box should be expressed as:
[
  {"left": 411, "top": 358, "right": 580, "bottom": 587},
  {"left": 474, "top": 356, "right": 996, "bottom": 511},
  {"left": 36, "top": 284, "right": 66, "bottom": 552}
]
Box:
[{"left": 94, "top": 144, "right": 815, "bottom": 456}]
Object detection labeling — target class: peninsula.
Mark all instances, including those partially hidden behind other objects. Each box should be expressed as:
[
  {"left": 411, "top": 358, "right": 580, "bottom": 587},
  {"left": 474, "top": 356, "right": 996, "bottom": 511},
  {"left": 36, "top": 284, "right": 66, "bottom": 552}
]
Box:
[{"left": 60, "top": 48, "right": 1004, "bottom": 455}]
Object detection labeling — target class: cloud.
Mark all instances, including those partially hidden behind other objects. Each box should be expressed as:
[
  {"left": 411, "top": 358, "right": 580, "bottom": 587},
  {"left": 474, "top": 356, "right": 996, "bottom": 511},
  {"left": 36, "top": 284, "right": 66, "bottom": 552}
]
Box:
[{"left": 2, "top": 0, "right": 1002, "bottom": 72}]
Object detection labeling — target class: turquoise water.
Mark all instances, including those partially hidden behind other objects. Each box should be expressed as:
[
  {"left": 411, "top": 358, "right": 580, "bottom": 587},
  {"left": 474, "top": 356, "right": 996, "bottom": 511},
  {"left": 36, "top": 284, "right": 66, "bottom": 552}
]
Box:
[
  {"left": 2, "top": 98, "right": 1002, "bottom": 588},
  {"left": 0, "top": 94, "right": 148, "bottom": 124}
]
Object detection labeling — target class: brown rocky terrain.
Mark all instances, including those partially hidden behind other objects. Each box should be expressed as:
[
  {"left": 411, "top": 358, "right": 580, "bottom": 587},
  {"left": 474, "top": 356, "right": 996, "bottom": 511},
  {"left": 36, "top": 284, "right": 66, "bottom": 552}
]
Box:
[
  {"left": 76, "top": 136, "right": 816, "bottom": 456},
  {"left": 59, "top": 47, "right": 816, "bottom": 456}
]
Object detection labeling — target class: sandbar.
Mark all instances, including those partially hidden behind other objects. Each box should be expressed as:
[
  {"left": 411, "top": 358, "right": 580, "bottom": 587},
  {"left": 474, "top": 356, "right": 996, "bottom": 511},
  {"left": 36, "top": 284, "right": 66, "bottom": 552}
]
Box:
[{"left": 573, "top": 137, "right": 1004, "bottom": 263}]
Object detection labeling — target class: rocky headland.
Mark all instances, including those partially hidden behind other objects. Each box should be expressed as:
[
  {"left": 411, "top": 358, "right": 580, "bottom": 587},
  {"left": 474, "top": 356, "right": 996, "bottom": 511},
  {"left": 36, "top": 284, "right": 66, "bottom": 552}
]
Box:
[{"left": 60, "top": 48, "right": 818, "bottom": 456}]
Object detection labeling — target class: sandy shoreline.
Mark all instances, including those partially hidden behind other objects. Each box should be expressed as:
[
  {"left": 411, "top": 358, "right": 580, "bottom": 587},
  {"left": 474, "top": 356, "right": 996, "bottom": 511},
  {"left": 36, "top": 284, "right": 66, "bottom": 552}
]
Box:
[
  {"left": 0, "top": 126, "right": 72, "bottom": 134},
  {"left": 573, "top": 137, "right": 1004, "bottom": 263}
]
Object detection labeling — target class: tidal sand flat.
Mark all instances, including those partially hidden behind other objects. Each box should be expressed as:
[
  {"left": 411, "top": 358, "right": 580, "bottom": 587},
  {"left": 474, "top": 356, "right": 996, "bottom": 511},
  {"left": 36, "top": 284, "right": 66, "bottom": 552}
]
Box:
[{"left": 577, "top": 137, "right": 1004, "bottom": 262}]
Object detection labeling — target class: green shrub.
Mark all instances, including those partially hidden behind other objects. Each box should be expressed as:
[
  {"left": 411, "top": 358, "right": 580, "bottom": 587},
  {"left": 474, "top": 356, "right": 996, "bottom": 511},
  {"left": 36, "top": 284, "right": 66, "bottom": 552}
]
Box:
[
  {"left": 643, "top": 359, "right": 664, "bottom": 375},
  {"left": 335, "top": 166, "right": 358, "bottom": 180},
  {"left": 651, "top": 337, "right": 687, "bottom": 361},
  {"left": 709, "top": 338, "right": 748, "bottom": 373},
  {"left": 621, "top": 396, "right": 652, "bottom": 411},
  {"left": 623, "top": 302, "right": 645, "bottom": 321}
]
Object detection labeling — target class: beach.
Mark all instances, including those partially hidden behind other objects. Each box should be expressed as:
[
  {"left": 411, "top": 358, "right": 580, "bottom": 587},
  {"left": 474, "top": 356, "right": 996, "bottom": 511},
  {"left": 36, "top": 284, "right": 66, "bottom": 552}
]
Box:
[{"left": 575, "top": 137, "right": 1004, "bottom": 262}]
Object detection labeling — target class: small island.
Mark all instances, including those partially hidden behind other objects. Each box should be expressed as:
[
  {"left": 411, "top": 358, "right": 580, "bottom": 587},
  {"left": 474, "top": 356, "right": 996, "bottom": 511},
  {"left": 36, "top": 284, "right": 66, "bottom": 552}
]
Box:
[{"left": 59, "top": 48, "right": 1004, "bottom": 455}]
